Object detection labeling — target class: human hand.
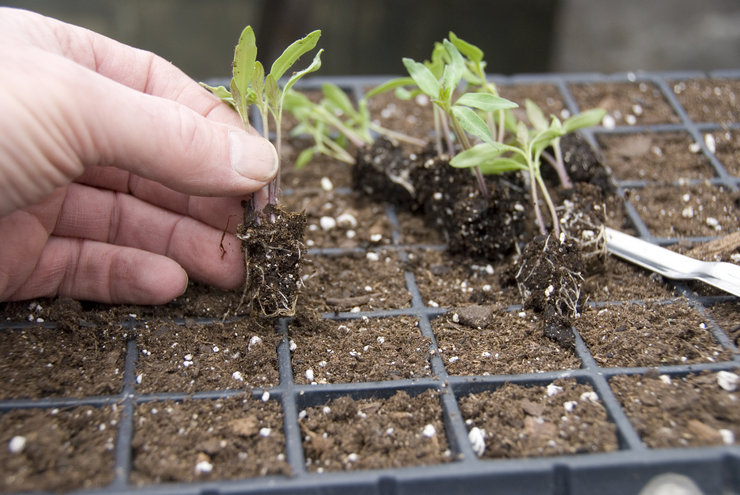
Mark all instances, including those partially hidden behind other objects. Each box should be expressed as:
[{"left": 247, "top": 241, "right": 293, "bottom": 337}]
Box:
[{"left": 0, "top": 7, "right": 277, "bottom": 304}]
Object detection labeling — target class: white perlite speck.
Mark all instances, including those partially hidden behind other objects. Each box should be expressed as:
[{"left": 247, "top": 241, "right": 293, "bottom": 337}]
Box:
[
  {"left": 602, "top": 114, "right": 616, "bottom": 129},
  {"left": 717, "top": 371, "right": 738, "bottom": 392},
  {"left": 262, "top": 391, "right": 270, "bottom": 402},
  {"left": 366, "top": 252, "right": 380, "bottom": 262},
  {"left": 719, "top": 429, "right": 735, "bottom": 445},
  {"left": 580, "top": 391, "right": 598, "bottom": 402},
  {"left": 564, "top": 401, "right": 577, "bottom": 413},
  {"left": 320, "top": 177, "right": 334, "bottom": 191},
  {"left": 422, "top": 424, "right": 437, "bottom": 438},
  {"left": 319, "top": 216, "right": 337, "bottom": 231},
  {"left": 194, "top": 460, "right": 213, "bottom": 474},
  {"left": 232, "top": 371, "right": 244, "bottom": 382},
  {"left": 468, "top": 427, "right": 486, "bottom": 456},
  {"left": 259, "top": 428, "right": 272, "bottom": 437},
  {"left": 8, "top": 436, "right": 26, "bottom": 454},
  {"left": 704, "top": 133, "right": 716, "bottom": 154},
  {"left": 546, "top": 383, "right": 564, "bottom": 397},
  {"left": 305, "top": 369, "right": 315, "bottom": 382},
  {"left": 248, "top": 335, "right": 263, "bottom": 350}
]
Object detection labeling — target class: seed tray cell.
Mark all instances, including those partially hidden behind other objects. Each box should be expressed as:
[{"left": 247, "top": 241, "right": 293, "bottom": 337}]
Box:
[{"left": 1, "top": 71, "right": 739, "bottom": 494}]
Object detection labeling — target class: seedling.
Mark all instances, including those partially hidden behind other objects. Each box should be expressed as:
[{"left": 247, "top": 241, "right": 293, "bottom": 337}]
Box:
[
  {"left": 283, "top": 83, "right": 425, "bottom": 168},
  {"left": 398, "top": 38, "right": 518, "bottom": 198},
  {"left": 203, "top": 26, "right": 323, "bottom": 207},
  {"left": 201, "top": 26, "right": 323, "bottom": 317},
  {"left": 450, "top": 104, "right": 605, "bottom": 237}
]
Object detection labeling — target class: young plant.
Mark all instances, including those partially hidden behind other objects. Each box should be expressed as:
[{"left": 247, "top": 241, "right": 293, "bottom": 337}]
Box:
[
  {"left": 283, "top": 83, "right": 425, "bottom": 169},
  {"left": 202, "top": 26, "right": 323, "bottom": 207},
  {"left": 398, "top": 38, "right": 518, "bottom": 198},
  {"left": 450, "top": 105, "right": 606, "bottom": 237}
]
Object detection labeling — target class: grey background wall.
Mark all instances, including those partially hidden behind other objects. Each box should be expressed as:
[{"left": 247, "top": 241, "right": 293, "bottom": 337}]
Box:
[{"left": 2, "top": 0, "right": 739, "bottom": 79}]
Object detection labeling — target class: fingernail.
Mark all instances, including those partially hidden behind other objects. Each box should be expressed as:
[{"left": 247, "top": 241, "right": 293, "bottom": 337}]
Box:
[{"left": 230, "top": 131, "right": 278, "bottom": 182}]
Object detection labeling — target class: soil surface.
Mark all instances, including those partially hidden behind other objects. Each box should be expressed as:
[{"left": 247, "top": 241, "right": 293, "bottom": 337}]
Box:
[
  {"left": 626, "top": 184, "right": 740, "bottom": 238},
  {"left": 459, "top": 378, "right": 619, "bottom": 458},
  {"left": 131, "top": 395, "right": 289, "bottom": 484},
  {"left": 570, "top": 81, "right": 681, "bottom": 125},
  {"left": 433, "top": 308, "right": 581, "bottom": 375},
  {"left": 299, "top": 389, "right": 451, "bottom": 471},
  {"left": 610, "top": 371, "right": 740, "bottom": 448},
  {"left": 671, "top": 79, "right": 740, "bottom": 124},
  {"left": 0, "top": 323, "right": 126, "bottom": 399},
  {"left": 290, "top": 314, "right": 432, "bottom": 384},
  {"left": 135, "top": 318, "right": 281, "bottom": 393},
  {"left": 0, "top": 405, "right": 118, "bottom": 493},
  {"left": 597, "top": 132, "right": 717, "bottom": 182},
  {"left": 576, "top": 301, "right": 730, "bottom": 368}
]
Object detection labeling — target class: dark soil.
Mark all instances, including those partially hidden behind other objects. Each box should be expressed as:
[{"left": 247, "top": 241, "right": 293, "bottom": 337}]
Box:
[
  {"left": 570, "top": 81, "right": 681, "bottom": 125},
  {"left": 290, "top": 314, "right": 432, "bottom": 384},
  {"left": 0, "top": 323, "right": 127, "bottom": 399},
  {"left": 300, "top": 250, "right": 410, "bottom": 312},
  {"left": 576, "top": 300, "right": 731, "bottom": 368},
  {"left": 626, "top": 183, "right": 740, "bottom": 238},
  {"left": 135, "top": 318, "right": 280, "bottom": 393},
  {"left": 610, "top": 371, "right": 740, "bottom": 448},
  {"left": 711, "top": 129, "right": 740, "bottom": 176},
  {"left": 238, "top": 203, "right": 306, "bottom": 317},
  {"left": 131, "top": 395, "right": 289, "bottom": 484},
  {"left": 706, "top": 300, "right": 740, "bottom": 348},
  {"left": 433, "top": 309, "right": 581, "bottom": 375},
  {"left": 459, "top": 379, "right": 619, "bottom": 458},
  {"left": 671, "top": 79, "right": 740, "bottom": 124},
  {"left": 0, "top": 405, "right": 118, "bottom": 493},
  {"left": 299, "top": 389, "right": 451, "bottom": 471},
  {"left": 597, "top": 131, "right": 717, "bottom": 182}
]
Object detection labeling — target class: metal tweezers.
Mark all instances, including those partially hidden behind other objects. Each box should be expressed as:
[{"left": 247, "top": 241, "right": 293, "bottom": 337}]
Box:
[{"left": 605, "top": 227, "right": 740, "bottom": 297}]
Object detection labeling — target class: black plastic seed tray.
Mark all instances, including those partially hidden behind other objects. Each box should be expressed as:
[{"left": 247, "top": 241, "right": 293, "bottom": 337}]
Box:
[{"left": 2, "top": 71, "right": 739, "bottom": 495}]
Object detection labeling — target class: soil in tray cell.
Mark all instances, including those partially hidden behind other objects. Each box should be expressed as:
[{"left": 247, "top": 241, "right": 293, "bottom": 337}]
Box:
[
  {"left": 131, "top": 395, "right": 289, "bottom": 484},
  {"left": 458, "top": 378, "right": 618, "bottom": 458},
  {"left": 576, "top": 301, "right": 731, "bottom": 368},
  {"left": 290, "top": 314, "right": 432, "bottom": 384},
  {"left": 282, "top": 144, "right": 354, "bottom": 190},
  {"left": 672, "top": 78, "right": 740, "bottom": 124},
  {"left": 284, "top": 190, "right": 394, "bottom": 249},
  {"left": 625, "top": 183, "right": 740, "bottom": 238},
  {"left": 581, "top": 256, "right": 676, "bottom": 303},
  {"left": 570, "top": 81, "right": 681, "bottom": 126},
  {"left": 0, "top": 323, "right": 126, "bottom": 399},
  {"left": 706, "top": 300, "right": 740, "bottom": 349},
  {"left": 300, "top": 250, "right": 411, "bottom": 312},
  {"left": 610, "top": 370, "right": 740, "bottom": 448},
  {"left": 499, "top": 83, "right": 568, "bottom": 124},
  {"left": 710, "top": 129, "right": 740, "bottom": 177},
  {"left": 597, "top": 132, "right": 717, "bottom": 183},
  {"left": 365, "top": 87, "right": 436, "bottom": 142},
  {"left": 0, "top": 405, "right": 118, "bottom": 493},
  {"left": 135, "top": 319, "right": 280, "bottom": 394},
  {"left": 432, "top": 309, "right": 581, "bottom": 376},
  {"left": 299, "top": 389, "right": 451, "bottom": 472},
  {"left": 406, "top": 248, "right": 521, "bottom": 309}
]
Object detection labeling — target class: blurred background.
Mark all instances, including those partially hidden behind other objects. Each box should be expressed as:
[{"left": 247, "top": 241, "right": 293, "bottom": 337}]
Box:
[{"left": 2, "top": 0, "right": 739, "bottom": 79}]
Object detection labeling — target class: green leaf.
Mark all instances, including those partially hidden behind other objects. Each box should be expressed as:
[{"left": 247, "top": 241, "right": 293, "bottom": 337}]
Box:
[
  {"left": 295, "top": 147, "right": 317, "bottom": 169},
  {"left": 478, "top": 157, "right": 528, "bottom": 175},
  {"left": 525, "top": 99, "right": 548, "bottom": 131},
  {"left": 451, "top": 105, "right": 493, "bottom": 145},
  {"left": 232, "top": 26, "right": 257, "bottom": 98},
  {"left": 441, "top": 39, "right": 464, "bottom": 93},
  {"left": 448, "top": 31, "right": 484, "bottom": 63},
  {"left": 200, "top": 83, "right": 234, "bottom": 105},
  {"left": 456, "top": 92, "right": 518, "bottom": 112},
  {"left": 450, "top": 142, "right": 525, "bottom": 170},
  {"left": 269, "top": 29, "right": 321, "bottom": 80},
  {"left": 283, "top": 49, "right": 323, "bottom": 95},
  {"left": 322, "top": 83, "right": 355, "bottom": 116},
  {"left": 402, "top": 58, "right": 441, "bottom": 97},
  {"left": 530, "top": 124, "right": 565, "bottom": 158},
  {"left": 563, "top": 108, "right": 607, "bottom": 133},
  {"left": 365, "top": 77, "right": 415, "bottom": 98},
  {"left": 250, "top": 61, "right": 265, "bottom": 98},
  {"left": 264, "top": 74, "right": 279, "bottom": 107}
]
